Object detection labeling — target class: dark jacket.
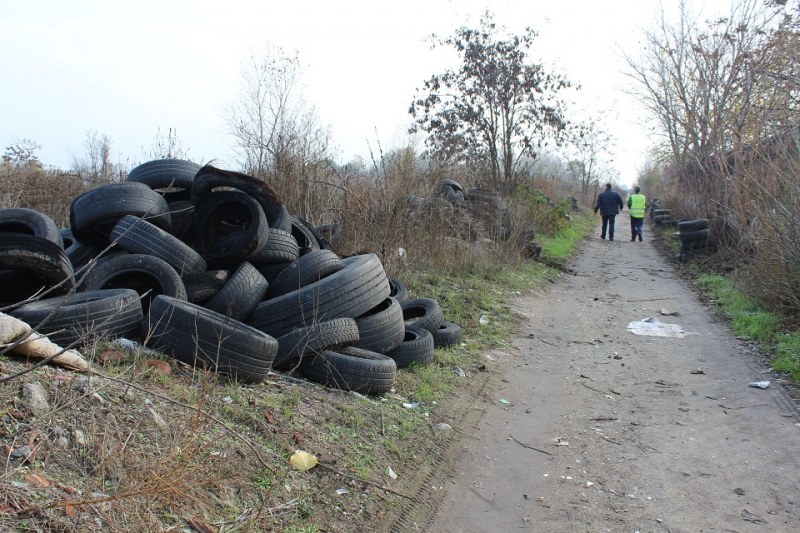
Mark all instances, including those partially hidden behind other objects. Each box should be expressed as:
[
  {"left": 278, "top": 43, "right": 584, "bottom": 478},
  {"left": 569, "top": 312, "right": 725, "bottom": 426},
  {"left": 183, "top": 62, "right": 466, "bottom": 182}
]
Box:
[{"left": 594, "top": 189, "right": 624, "bottom": 216}]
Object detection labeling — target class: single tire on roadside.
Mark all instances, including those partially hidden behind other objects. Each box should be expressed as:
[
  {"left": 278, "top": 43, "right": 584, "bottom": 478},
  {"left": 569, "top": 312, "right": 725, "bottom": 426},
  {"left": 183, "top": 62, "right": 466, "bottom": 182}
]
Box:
[
  {"left": 387, "top": 325, "right": 435, "bottom": 368},
  {"left": 352, "top": 297, "right": 405, "bottom": 353},
  {"left": 432, "top": 321, "right": 463, "bottom": 348},
  {"left": 400, "top": 297, "right": 443, "bottom": 333}
]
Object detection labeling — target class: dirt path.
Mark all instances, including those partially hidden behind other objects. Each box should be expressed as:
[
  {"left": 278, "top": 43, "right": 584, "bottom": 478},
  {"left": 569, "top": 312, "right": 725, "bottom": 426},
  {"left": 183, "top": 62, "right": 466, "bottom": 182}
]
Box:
[{"left": 424, "top": 226, "right": 800, "bottom": 532}]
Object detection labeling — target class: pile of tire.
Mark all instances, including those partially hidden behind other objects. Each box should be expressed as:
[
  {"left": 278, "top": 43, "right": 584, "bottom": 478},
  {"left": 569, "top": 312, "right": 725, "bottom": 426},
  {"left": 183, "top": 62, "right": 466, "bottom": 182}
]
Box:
[
  {"left": 676, "top": 218, "right": 711, "bottom": 262},
  {"left": 0, "top": 160, "right": 463, "bottom": 393},
  {"left": 651, "top": 208, "right": 676, "bottom": 227}
]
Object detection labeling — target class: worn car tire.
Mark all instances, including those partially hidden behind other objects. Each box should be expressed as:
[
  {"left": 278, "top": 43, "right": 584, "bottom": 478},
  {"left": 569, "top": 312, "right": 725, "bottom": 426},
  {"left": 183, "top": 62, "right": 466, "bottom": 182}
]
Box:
[
  {"left": 272, "top": 317, "right": 360, "bottom": 371},
  {"left": 111, "top": 215, "right": 206, "bottom": 276},
  {"left": 387, "top": 325, "right": 435, "bottom": 368},
  {"left": 69, "top": 182, "right": 172, "bottom": 247},
  {"left": 400, "top": 297, "right": 443, "bottom": 333},
  {"left": 144, "top": 295, "right": 277, "bottom": 384},
  {"left": 678, "top": 229, "right": 710, "bottom": 242},
  {"left": 248, "top": 253, "right": 389, "bottom": 338},
  {"left": 203, "top": 262, "right": 268, "bottom": 321},
  {"left": 182, "top": 270, "right": 229, "bottom": 304},
  {"left": 678, "top": 219, "right": 710, "bottom": 233},
  {"left": 80, "top": 253, "right": 186, "bottom": 310},
  {"left": 432, "top": 321, "right": 463, "bottom": 348},
  {"left": 267, "top": 249, "right": 343, "bottom": 298},
  {"left": 10, "top": 288, "right": 143, "bottom": 347},
  {"left": 0, "top": 234, "right": 75, "bottom": 306},
  {"left": 301, "top": 346, "right": 396, "bottom": 394},
  {"left": 352, "top": 297, "right": 405, "bottom": 353},
  {"left": 388, "top": 276, "right": 410, "bottom": 302},
  {"left": 0, "top": 208, "right": 62, "bottom": 246},
  {"left": 60, "top": 228, "right": 99, "bottom": 271},
  {"left": 193, "top": 191, "right": 269, "bottom": 266}
]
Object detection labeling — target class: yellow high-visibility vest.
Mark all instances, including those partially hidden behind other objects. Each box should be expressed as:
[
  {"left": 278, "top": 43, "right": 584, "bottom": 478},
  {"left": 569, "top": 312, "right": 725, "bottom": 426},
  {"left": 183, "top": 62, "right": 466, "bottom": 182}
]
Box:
[{"left": 629, "top": 194, "right": 646, "bottom": 218}]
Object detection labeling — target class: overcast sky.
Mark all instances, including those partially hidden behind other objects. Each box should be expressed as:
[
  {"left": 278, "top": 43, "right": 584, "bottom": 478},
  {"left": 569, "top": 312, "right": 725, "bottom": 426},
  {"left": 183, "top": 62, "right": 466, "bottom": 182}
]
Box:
[{"left": 1, "top": 0, "right": 734, "bottom": 185}]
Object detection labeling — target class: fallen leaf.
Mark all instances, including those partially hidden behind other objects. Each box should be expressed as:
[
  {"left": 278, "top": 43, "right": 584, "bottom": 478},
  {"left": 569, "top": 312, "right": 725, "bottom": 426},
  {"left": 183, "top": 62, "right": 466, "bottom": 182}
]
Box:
[
  {"left": 143, "top": 359, "right": 171, "bottom": 375},
  {"left": 264, "top": 411, "right": 276, "bottom": 424},
  {"left": 99, "top": 350, "right": 126, "bottom": 365},
  {"left": 289, "top": 450, "right": 318, "bottom": 472},
  {"left": 186, "top": 517, "right": 217, "bottom": 533},
  {"left": 24, "top": 473, "right": 50, "bottom": 487},
  {"left": 65, "top": 504, "right": 75, "bottom": 517}
]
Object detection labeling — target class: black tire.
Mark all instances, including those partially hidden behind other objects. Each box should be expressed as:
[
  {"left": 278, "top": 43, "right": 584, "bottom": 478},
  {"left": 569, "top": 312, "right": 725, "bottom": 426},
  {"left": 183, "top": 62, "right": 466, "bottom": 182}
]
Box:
[
  {"left": 191, "top": 164, "right": 284, "bottom": 229},
  {"left": 272, "top": 317, "right": 360, "bottom": 371},
  {"left": 167, "top": 200, "right": 196, "bottom": 244},
  {"left": 388, "top": 326, "right": 435, "bottom": 368},
  {"left": 127, "top": 159, "right": 200, "bottom": 191},
  {"left": 9, "top": 288, "right": 143, "bottom": 347},
  {"left": 678, "top": 219, "right": 710, "bottom": 232},
  {"left": 678, "top": 229, "right": 711, "bottom": 242},
  {"left": 267, "top": 249, "right": 344, "bottom": 298},
  {"left": 183, "top": 270, "right": 230, "bottom": 304},
  {"left": 111, "top": 215, "right": 207, "bottom": 276},
  {"left": 289, "top": 215, "right": 321, "bottom": 254},
  {"left": 652, "top": 209, "right": 672, "bottom": 217},
  {"left": 144, "top": 295, "right": 277, "bottom": 384},
  {"left": 60, "top": 228, "right": 99, "bottom": 271},
  {"left": 248, "top": 229, "right": 299, "bottom": 266},
  {"left": 352, "top": 297, "right": 405, "bottom": 353},
  {"left": 69, "top": 182, "right": 172, "bottom": 247},
  {"left": 193, "top": 191, "right": 269, "bottom": 266},
  {"left": 301, "top": 347, "right": 396, "bottom": 394},
  {"left": 388, "top": 276, "right": 410, "bottom": 302},
  {"left": 0, "top": 208, "right": 62, "bottom": 246},
  {"left": 203, "top": 262, "right": 268, "bottom": 321},
  {"left": 442, "top": 179, "right": 464, "bottom": 193},
  {"left": 400, "top": 297, "right": 443, "bottom": 333},
  {"left": 248, "top": 253, "right": 390, "bottom": 338},
  {"left": 80, "top": 253, "right": 187, "bottom": 311},
  {"left": 313, "top": 223, "right": 342, "bottom": 249},
  {"left": 254, "top": 261, "right": 292, "bottom": 283},
  {"left": 0, "top": 234, "right": 75, "bottom": 306},
  {"left": 432, "top": 321, "right": 463, "bottom": 348}
]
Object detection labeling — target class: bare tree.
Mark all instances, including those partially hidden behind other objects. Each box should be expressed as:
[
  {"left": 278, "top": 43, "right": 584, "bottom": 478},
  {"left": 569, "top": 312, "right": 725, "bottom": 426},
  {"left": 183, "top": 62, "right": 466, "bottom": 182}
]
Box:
[
  {"left": 226, "top": 46, "right": 336, "bottom": 217},
  {"left": 71, "top": 130, "right": 124, "bottom": 184},
  {"left": 563, "top": 120, "right": 614, "bottom": 198},
  {"left": 146, "top": 127, "right": 189, "bottom": 160}
]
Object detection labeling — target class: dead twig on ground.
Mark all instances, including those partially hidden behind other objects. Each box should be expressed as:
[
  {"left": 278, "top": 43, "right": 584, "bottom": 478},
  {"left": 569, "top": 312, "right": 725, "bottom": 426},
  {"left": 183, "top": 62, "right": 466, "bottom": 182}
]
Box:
[{"left": 508, "top": 434, "right": 552, "bottom": 455}]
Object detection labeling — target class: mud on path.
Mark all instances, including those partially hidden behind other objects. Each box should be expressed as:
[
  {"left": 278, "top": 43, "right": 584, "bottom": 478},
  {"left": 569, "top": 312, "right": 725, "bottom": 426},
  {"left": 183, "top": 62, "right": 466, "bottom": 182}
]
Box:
[{"left": 401, "top": 226, "right": 800, "bottom": 532}]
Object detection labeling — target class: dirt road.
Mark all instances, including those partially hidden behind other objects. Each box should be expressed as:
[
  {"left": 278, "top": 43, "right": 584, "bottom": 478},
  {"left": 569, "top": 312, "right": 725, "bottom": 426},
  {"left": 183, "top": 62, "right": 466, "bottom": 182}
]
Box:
[{"left": 425, "top": 228, "right": 800, "bottom": 532}]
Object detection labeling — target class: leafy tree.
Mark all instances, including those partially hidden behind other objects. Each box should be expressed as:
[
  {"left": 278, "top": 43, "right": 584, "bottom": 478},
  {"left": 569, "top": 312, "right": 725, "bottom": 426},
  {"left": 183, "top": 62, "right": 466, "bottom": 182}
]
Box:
[{"left": 409, "top": 13, "right": 573, "bottom": 189}]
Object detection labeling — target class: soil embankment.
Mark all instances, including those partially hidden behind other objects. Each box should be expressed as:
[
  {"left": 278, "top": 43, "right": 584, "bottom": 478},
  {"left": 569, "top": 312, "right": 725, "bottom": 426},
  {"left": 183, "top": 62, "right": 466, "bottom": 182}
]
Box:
[{"left": 420, "top": 226, "right": 800, "bottom": 531}]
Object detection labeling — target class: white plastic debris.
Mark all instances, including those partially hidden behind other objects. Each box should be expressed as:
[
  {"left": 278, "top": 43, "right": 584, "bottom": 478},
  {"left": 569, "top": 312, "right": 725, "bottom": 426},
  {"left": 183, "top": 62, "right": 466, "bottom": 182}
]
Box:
[
  {"left": 626, "top": 317, "right": 687, "bottom": 338},
  {"left": 748, "top": 380, "right": 770, "bottom": 389},
  {"left": 387, "top": 466, "right": 398, "bottom": 480},
  {"left": 479, "top": 315, "right": 489, "bottom": 326}
]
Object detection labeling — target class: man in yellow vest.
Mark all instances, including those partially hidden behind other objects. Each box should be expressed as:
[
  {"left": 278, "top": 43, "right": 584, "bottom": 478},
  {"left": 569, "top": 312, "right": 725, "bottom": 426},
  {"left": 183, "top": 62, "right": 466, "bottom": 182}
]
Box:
[{"left": 627, "top": 186, "right": 647, "bottom": 241}]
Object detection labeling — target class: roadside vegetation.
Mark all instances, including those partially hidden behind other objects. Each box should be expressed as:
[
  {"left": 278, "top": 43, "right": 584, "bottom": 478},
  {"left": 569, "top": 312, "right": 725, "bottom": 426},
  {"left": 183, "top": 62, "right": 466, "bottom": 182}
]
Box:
[{"left": 627, "top": 0, "right": 800, "bottom": 383}]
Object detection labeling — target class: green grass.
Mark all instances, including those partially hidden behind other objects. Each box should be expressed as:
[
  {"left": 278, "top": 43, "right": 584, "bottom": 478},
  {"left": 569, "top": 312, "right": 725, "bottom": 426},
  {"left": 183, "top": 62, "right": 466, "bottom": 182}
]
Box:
[
  {"left": 540, "top": 214, "right": 594, "bottom": 260},
  {"left": 695, "top": 274, "right": 799, "bottom": 379}
]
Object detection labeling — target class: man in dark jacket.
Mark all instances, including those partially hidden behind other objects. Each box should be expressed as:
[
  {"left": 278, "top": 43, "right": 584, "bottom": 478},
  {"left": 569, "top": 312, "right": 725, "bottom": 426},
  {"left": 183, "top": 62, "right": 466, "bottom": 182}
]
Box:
[{"left": 593, "top": 183, "right": 624, "bottom": 241}]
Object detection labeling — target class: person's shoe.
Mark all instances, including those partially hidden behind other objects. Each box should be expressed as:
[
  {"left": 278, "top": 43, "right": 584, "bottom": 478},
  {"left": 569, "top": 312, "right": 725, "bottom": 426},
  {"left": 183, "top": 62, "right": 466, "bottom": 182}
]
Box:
[
  {"left": 638, "top": 236, "right": 643, "bottom": 241},
  {"left": 609, "top": 238, "right": 614, "bottom": 241},
  {"left": 601, "top": 236, "right": 605, "bottom": 239},
  {"left": 631, "top": 238, "right": 636, "bottom": 241}
]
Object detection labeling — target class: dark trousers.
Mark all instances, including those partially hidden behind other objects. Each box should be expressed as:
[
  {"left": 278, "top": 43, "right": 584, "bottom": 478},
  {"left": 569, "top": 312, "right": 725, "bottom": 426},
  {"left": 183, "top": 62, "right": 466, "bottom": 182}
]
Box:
[
  {"left": 630, "top": 216, "right": 644, "bottom": 241},
  {"left": 601, "top": 215, "right": 616, "bottom": 240}
]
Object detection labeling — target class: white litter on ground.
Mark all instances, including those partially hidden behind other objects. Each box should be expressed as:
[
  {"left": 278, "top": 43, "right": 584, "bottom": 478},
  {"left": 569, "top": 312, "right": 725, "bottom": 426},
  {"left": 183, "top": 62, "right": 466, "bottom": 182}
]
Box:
[{"left": 627, "top": 317, "right": 687, "bottom": 338}]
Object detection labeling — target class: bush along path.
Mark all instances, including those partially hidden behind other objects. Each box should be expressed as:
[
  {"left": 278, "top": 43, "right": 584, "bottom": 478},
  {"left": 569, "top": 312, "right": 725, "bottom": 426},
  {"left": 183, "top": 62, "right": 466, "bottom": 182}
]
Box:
[{"left": 423, "top": 221, "right": 800, "bottom": 532}]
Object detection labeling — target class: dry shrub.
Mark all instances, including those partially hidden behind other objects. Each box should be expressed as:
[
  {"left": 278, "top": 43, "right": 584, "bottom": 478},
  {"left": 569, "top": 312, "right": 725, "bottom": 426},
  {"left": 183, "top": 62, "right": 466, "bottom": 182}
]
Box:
[{"left": 0, "top": 161, "right": 89, "bottom": 227}]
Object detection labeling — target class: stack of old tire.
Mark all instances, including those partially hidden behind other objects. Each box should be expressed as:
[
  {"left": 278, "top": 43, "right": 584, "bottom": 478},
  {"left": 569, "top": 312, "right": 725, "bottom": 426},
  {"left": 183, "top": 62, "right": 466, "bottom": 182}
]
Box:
[
  {"left": 0, "top": 159, "right": 462, "bottom": 394},
  {"left": 651, "top": 208, "right": 676, "bottom": 228},
  {"left": 676, "top": 218, "right": 711, "bottom": 262}
]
